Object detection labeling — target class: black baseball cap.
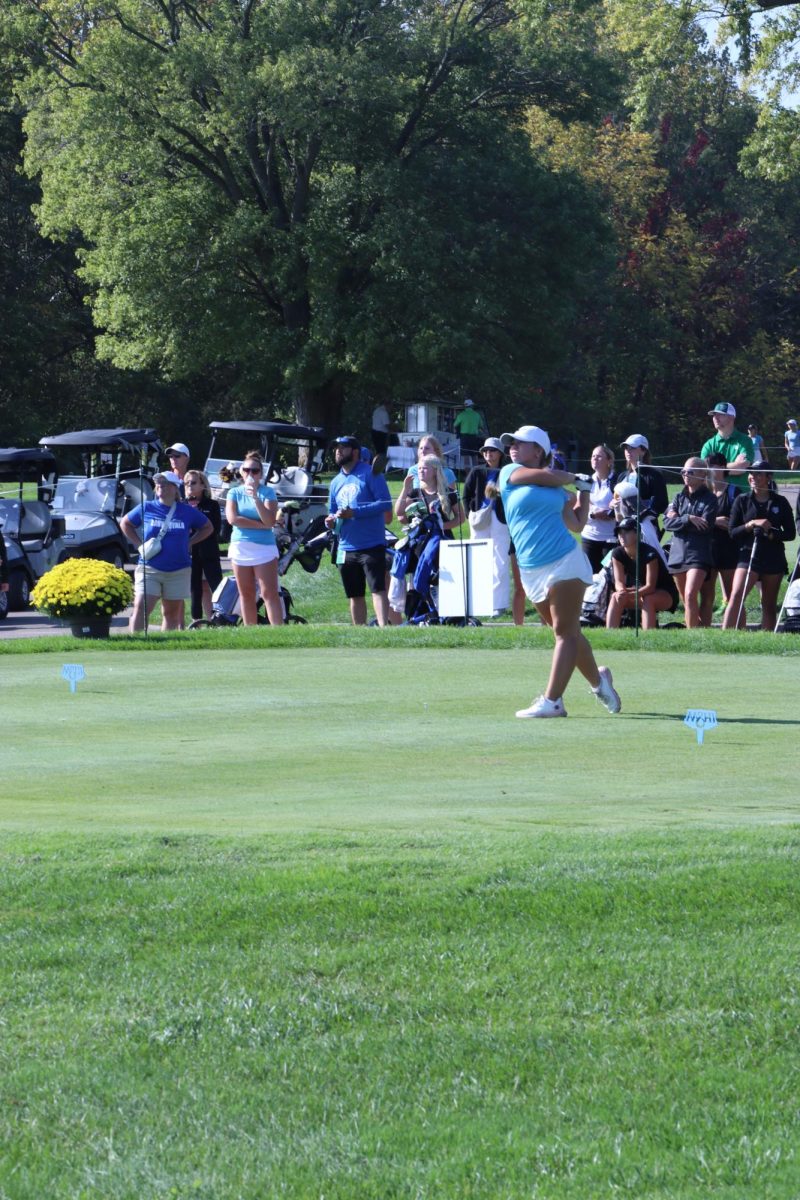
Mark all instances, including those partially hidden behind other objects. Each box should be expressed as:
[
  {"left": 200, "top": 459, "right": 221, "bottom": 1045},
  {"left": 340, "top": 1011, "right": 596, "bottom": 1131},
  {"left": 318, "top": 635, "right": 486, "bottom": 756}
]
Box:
[{"left": 332, "top": 435, "right": 360, "bottom": 449}]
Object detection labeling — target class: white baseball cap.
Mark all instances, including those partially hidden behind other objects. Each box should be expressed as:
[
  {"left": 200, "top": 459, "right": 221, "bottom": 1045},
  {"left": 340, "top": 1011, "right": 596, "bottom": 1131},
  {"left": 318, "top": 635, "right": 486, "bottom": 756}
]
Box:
[
  {"left": 166, "top": 442, "right": 190, "bottom": 457},
  {"left": 480, "top": 437, "right": 505, "bottom": 453},
  {"left": 154, "top": 470, "right": 183, "bottom": 489},
  {"left": 708, "top": 402, "right": 736, "bottom": 418},
  {"left": 620, "top": 434, "right": 649, "bottom": 450},
  {"left": 500, "top": 426, "right": 552, "bottom": 456}
]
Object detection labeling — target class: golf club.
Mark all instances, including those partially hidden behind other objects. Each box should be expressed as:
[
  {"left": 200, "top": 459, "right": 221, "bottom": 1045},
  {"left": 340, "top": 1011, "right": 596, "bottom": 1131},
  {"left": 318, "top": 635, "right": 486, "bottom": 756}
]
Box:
[
  {"left": 735, "top": 528, "right": 761, "bottom": 630},
  {"left": 138, "top": 452, "right": 148, "bottom": 638}
]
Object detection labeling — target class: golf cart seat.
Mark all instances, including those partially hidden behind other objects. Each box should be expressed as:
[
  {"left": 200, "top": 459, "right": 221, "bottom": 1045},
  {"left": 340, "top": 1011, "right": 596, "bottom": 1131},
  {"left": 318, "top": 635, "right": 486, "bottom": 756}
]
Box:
[
  {"left": 278, "top": 466, "right": 312, "bottom": 496},
  {"left": 19, "top": 500, "right": 53, "bottom": 549},
  {"left": 121, "top": 478, "right": 154, "bottom": 512}
]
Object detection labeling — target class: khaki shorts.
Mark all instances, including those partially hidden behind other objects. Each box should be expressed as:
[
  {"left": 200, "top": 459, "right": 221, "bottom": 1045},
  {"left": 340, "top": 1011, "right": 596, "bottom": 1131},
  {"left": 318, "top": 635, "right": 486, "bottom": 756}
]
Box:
[{"left": 134, "top": 564, "right": 191, "bottom": 601}]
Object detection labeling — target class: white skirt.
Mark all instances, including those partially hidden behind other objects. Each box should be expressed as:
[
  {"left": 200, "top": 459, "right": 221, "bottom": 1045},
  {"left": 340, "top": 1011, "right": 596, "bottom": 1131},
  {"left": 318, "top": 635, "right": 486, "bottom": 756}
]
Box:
[
  {"left": 228, "top": 540, "right": 279, "bottom": 567},
  {"left": 519, "top": 542, "right": 593, "bottom": 604}
]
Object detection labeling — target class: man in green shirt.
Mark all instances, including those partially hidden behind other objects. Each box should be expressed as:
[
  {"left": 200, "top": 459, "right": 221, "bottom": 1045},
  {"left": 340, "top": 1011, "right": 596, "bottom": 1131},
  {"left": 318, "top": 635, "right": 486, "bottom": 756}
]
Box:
[
  {"left": 454, "top": 398, "right": 487, "bottom": 459},
  {"left": 700, "top": 402, "right": 754, "bottom": 490},
  {"left": 454, "top": 398, "right": 484, "bottom": 437}
]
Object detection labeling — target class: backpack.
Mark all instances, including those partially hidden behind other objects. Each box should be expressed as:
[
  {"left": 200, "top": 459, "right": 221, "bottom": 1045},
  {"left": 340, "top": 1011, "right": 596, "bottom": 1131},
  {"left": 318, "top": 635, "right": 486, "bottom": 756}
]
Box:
[{"left": 580, "top": 567, "right": 612, "bottom": 627}]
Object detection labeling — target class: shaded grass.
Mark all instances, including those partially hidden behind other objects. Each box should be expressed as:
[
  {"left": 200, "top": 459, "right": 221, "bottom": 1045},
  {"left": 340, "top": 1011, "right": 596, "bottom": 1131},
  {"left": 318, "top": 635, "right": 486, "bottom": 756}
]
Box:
[{"left": 1, "top": 829, "right": 799, "bottom": 1198}]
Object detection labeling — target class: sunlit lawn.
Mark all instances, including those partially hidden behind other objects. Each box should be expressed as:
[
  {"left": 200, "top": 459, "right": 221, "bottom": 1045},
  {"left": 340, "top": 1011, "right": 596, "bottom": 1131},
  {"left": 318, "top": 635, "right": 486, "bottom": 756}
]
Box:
[{"left": 1, "top": 646, "right": 799, "bottom": 1198}]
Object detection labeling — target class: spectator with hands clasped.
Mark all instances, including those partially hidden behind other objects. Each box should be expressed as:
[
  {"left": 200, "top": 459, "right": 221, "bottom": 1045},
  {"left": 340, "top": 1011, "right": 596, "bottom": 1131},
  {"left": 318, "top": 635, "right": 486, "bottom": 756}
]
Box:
[
  {"left": 225, "top": 450, "right": 284, "bottom": 626},
  {"left": 664, "top": 457, "right": 718, "bottom": 627}
]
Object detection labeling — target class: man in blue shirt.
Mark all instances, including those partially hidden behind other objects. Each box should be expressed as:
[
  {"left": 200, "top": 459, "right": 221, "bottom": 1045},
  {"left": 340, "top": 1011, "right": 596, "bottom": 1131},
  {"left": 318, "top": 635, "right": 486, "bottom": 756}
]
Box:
[{"left": 326, "top": 436, "right": 393, "bottom": 625}]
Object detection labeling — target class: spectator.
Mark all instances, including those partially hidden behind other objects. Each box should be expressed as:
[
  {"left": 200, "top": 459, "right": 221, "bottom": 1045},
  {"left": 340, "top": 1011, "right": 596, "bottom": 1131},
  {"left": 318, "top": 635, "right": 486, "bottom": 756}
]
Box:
[
  {"left": 397, "top": 435, "right": 457, "bottom": 509},
  {"left": 722, "top": 461, "right": 797, "bottom": 630},
  {"left": 463, "top": 437, "right": 510, "bottom": 614},
  {"left": 395, "top": 455, "right": 465, "bottom": 619},
  {"left": 582, "top": 444, "right": 618, "bottom": 573},
  {"left": 165, "top": 442, "right": 191, "bottom": 484},
  {"left": 453, "top": 399, "right": 486, "bottom": 458},
  {"left": 396, "top": 455, "right": 464, "bottom": 536},
  {"left": 699, "top": 452, "right": 739, "bottom": 626},
  {"left": 371, "top": 402, "right": 392, "bottom": 456},
  {"left": 606, "top": 516, "right": 678, "bottom": 630},
  {"left": 747, "top": 424, "right": 766, "bottom": 459},
  {"left": 700, "top": 403, "right": 754, "bottom": 491},
  {"left": 225, "top": 451, "right": 284, "bottom": 626},
  {"left": 613, "top": 434, "right": 669, "bottom": 555},
  {"left": 120, "top": 470, "right": 212, "bottom": 632},
  {"left": 497, "top": 424, "right": 621, "bottom": 719},
  {"left": 326, "top": 435, "right": 393, "bottom": 626},
  {"left": 664, "top": 457, "right": 718, "bottom": 627},
  {"left": 183, "top": 469, "right": 222, "bottom": 621},
  {"left": 785, "top": 419, "right": 800, "bottom": 470}
]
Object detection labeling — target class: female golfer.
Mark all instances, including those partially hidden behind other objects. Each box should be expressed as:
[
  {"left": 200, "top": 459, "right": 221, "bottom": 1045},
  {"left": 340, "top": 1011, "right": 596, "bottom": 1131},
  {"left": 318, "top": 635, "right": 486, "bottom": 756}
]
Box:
[{"left": 497, "top": 425, "right": 621, "bottom": 718}]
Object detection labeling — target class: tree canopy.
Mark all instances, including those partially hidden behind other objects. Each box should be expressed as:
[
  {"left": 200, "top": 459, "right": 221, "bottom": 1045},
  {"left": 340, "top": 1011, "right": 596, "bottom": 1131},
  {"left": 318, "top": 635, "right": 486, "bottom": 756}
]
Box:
[{"left": 7, "top": 0, "right": 617, "bottom": 428}]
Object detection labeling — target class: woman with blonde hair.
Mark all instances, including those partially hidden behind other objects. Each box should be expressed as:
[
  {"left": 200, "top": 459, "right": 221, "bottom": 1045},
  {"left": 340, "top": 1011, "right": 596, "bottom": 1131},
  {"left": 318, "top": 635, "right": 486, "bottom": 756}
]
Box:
[
  {"left": 394, "top": 455, "right": 464, "bottom": 619},
  {"left": 396, "top": 454, "right": 463, "bottom": 533},
  {"left": 225, "top": 450, "right": 284, "bottom": 625},
  {"left": 397, "top": 434, "right": 457, "bottom": 507}
]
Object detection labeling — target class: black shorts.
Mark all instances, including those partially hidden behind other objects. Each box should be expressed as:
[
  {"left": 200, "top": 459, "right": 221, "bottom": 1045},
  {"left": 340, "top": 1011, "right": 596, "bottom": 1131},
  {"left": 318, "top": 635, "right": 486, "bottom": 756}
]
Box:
[{"left": 339, "top": 547, "right": 387, "bottom": 598}]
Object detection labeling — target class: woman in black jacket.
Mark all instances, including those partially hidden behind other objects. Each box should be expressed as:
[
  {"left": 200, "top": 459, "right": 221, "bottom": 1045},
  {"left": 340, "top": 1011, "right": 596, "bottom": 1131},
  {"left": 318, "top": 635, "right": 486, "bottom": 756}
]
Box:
[
  {"left": 722, "top": 461, "right": 796, "bottom": 630},
  {"left": 184, "top": 469, "right": 223, "bottom": 620},
  {"left": 664, "top": 457, "right": 718, "bottom": 627}
]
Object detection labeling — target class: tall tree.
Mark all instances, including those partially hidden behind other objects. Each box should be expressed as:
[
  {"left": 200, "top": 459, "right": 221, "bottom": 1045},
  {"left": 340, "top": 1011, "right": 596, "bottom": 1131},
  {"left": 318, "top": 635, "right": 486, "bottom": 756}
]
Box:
[
  {"left": 7, "top": 0, "right": 616, "bottom": 429},
  {"left": 525, "top": 4, "right": 800, "bottom": 454}
]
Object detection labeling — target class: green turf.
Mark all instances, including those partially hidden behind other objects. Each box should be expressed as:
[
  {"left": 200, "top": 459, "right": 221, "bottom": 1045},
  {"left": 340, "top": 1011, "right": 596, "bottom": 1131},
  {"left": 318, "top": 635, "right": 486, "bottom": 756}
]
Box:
[
  {"left": 2, "top": 648, "right": 799, "bottom": 1198},
  {"left": 1, "top": 648, "right": 797, "bottom": 832}
]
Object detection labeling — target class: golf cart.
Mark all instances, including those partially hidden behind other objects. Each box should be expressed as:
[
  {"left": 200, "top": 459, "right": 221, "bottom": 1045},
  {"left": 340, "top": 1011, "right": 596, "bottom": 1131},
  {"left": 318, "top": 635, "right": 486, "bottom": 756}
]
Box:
[
  {"left": 0, "top": 447, "right": 69, "bottom": 614},
  {"left": 39, "top": 428, "right": 162, "bottom": 568},
  {"left": 204, "top": 420, "right": 329, "bottom": 542}
]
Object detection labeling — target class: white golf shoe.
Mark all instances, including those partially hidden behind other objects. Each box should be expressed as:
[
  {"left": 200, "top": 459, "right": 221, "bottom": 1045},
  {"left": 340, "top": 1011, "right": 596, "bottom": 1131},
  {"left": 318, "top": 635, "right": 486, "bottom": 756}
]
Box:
[
  {"left": 592, "top": 666, "right": 621, "bottom": 714},
  {"left": 515, "top": 695, "right": 567, "bottom": 719}
]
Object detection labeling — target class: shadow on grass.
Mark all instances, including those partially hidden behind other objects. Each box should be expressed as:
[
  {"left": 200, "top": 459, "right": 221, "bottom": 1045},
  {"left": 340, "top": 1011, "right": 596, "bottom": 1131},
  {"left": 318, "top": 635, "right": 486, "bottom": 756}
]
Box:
[{"left": 630, "top": 712, "right": 800, "bottom": 726}]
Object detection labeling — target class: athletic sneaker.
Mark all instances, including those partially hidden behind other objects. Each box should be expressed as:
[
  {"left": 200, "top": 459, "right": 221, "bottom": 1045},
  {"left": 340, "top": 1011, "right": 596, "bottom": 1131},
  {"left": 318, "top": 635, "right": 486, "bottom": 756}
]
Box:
[
  {"left": 515, "top": 695, "right": 567, "bottom": 719},
  {"left": 592, "top": 666, "right": 621, "bottom": 714}
]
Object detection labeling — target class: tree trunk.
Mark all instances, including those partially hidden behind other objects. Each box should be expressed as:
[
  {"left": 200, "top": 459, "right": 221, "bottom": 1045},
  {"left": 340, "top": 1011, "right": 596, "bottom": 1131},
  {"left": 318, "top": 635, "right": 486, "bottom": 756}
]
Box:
[{"left": 295, "top": 381, "right": 345, "bottom": 434}]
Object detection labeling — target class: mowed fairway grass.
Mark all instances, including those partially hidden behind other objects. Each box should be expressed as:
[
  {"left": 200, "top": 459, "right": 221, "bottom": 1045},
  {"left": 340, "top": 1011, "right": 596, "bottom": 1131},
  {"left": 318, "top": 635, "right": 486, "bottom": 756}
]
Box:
[{"left": 2, "top": 645, "right": 800, "bottom": 1198}]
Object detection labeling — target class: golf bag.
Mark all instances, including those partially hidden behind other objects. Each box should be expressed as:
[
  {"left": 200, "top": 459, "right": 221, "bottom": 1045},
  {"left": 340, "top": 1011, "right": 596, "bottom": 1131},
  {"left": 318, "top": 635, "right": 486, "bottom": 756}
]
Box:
[
  {"left": 580, "top": 566, "right": 613, "bottom": 627},
  {"left": 390, "top": 509, "right": 446, "bottom": 624},
  {"left": 776, "top": 577, "right": 800, "bottom": 634},
  {"left": 189, "top": 574, "right": 305, "bottom": 627}
]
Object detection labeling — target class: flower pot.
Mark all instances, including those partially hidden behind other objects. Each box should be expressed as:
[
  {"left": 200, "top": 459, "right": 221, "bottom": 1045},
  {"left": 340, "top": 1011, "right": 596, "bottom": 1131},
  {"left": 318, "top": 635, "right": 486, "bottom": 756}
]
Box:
[{"left": 69, "top": 617, "right": 112, "bottom": 639}]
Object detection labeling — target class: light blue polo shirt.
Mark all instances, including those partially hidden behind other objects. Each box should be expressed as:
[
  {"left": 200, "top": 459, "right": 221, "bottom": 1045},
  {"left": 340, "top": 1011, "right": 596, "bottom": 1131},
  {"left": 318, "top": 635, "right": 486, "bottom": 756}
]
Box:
[{"left": 499, "top": 463, "right": 572, "bottom": 570}]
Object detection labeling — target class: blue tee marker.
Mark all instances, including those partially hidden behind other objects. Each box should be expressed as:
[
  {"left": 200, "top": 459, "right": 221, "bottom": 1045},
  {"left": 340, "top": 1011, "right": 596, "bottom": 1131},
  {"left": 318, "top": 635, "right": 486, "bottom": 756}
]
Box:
[
  {"left": 61, "top": 664, "right": 86, "bottom": 694},
  {"left": 684, "top": 709, "right": 718, "bottom": 745}
]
